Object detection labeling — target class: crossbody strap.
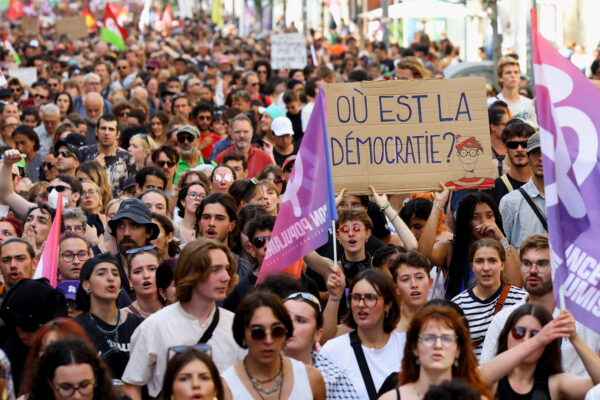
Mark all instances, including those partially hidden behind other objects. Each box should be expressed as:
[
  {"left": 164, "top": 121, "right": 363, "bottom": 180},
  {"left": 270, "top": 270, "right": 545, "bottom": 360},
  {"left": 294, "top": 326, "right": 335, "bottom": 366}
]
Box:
[
  {"left": 518, "top": 187, "right": 548, "bottom": 231},
  {"left": 349, "top": 330, "right": 378, "bottom": 400},
  {"left": 198, "top": 307, "right": 220, "bottom": 344},
  {"left": 501, "top": 174, "right": 514, "bottom": 192},
  {"left": 494, "top": 284, "right": 512, "bottom": 314}
]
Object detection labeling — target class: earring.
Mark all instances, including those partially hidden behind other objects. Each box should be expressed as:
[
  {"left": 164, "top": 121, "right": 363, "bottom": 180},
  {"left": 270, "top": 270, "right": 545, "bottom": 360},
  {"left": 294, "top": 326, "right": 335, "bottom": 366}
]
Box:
[
  {"left": 385, "top": 309, "right": 389, "bottom": 318},
  {"left": 416, "top": 357, "right": 420, "bottom": 365},
  {"left": 85, "top": 288, "right": 91, "bottom": 294},
  {"left": 454, "top": 358, "right": 459, "bottom": 367}
]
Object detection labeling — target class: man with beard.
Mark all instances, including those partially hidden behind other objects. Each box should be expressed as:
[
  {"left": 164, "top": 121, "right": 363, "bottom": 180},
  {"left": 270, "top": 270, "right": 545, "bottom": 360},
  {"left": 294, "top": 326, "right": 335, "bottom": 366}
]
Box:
[
  {"left": 480, "top": 234, "right": 600, "bottom": 376},
  {"left": 173, "top": 125, "right": 215, "bottom": 184},
  {"left": 107, "top": 198, "right": 159, "bottom": 298},
  {"left": 214, "top": 114, "right": 273, "bottom": 178},
  {"left": 80, "top": 114, "right": 137, "bottom": 196},
  {"left": 191, "top": 102, "right": 221, "bottom": 160},
  {"left": 489, "top": 119, "right": 534, "bottom": 205}
]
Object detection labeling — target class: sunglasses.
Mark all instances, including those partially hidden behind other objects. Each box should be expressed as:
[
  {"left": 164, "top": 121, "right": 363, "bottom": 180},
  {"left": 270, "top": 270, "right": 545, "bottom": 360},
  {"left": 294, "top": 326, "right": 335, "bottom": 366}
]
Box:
[
  {"left": 249, "top": 325, "right": 287, "bottom": 341},
  {"left": 285, "top": 292, "right": 322, "bottom": 311},
  {"left": 506, "top": 140, "right": 528, "bottom": 150},
  {"left": 273, "top": 177, "right": 283, "bottom": 184},
  {"left": 126, "top": 245, "right": 157, "bottom": 255},
  {"left": 213, "top": 173, "right": 234, "bottom": 183},
  {"left": 177, "top": 134, "right": 195, "bottom": 143},
  {"left": 338, "top": 224, "right": 364, "bottom": 233},
  {"left": 156, "top": 160, "right": 176, "bottom": 168},
  {"left": 251, "top": 235, "right": 271, "bottom": 249},
  {"left": 54, "top": 151, "right": 75, "bottom": 159},
  {"left": 35, "top": 93, "right": 48, "bottom": 99},
  {"left": 42, "top": 162, "right": 55, "bottom": 169},
  {"left": 46, "top": 185, "right": 70, "bottom": 193},
  {"left": 117, "top": 111, "right": 130, "bottom": 118},
  {"left": 511, "top": 326, "right": 540, "bottom": 340},
  {"left": 168, "top": 343, "right": 212, "bottom": 359}
]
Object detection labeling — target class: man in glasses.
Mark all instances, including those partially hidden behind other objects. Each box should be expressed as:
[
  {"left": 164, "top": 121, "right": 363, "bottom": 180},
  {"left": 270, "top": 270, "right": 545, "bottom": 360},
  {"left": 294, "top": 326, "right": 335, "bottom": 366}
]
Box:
[
  {"left": 480, "top": 234, "right": 600, "bottom": 376},
  {"left": 33, "top": 103, "right": 60, "bottom": 157},
  {"left": 146, "top": 59, "right": 161, "bottom": 78},
  {"left": 8, "top": 78, "right": 23, "bottom": 105},
  {"left": 214, "top": 113, "right": 273, "bottom": 178},
  {"left": 30, "top": 82, "right": 52, "bottom": 109},
  {"left": 122, "top": 239, "right": 245, "bottom": 400},
  {"left": 58, "top": 232, "right": 91, "bottom": 281},
  {"left": 150, "top": 146, "right": 179, "bottom": 197},
  {"left": 80, "top": 114, "right": 137, "bottom": 196},
  {"left": 242, "top": 71, "right": 270, "bottom": 107},
  {"left": 173, "top": 125, "right": 215, "bottom": 185},
  {"left": 191, "top": 102, "right": 220, "bottom": 159},
  {"left": 489, "top": 119, "right": 535, "bottom": 206}
]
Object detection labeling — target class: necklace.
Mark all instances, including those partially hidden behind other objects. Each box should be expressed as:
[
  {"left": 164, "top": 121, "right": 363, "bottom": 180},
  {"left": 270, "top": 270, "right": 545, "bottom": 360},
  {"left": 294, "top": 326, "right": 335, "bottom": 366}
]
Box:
[
  {"left": 133, "top": 301, "right": 154, "bottom": 318},
  {"left": 88, "top": 310, "right": 121, "bottom": 352},
  {"left": 244, "top": 356, "right": 284, "bottom": 400}
]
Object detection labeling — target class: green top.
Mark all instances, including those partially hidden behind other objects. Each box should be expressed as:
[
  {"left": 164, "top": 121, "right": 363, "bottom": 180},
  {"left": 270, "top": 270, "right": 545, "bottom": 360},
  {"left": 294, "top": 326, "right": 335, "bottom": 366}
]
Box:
[{"left": 173, "top": 154, "right": 217, "bottom": 185}]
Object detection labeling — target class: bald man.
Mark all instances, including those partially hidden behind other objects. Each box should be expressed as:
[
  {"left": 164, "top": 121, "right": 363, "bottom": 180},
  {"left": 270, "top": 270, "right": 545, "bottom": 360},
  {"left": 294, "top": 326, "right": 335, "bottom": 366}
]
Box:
[{"left": 82, "top": 93, "right": 104, "bottom": 144}]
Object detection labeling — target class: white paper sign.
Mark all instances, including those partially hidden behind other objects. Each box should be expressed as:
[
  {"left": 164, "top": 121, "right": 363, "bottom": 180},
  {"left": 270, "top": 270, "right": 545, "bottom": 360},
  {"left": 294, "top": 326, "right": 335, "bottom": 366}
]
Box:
[
  {"left": 0, "top": 69, "right": 7, "bottom": 87},
  {"left": 8, "top": 68, "right": 38, "bottom": 86},
  {"left": 271, "top": 33, "right": 307, "bottom": 70}
]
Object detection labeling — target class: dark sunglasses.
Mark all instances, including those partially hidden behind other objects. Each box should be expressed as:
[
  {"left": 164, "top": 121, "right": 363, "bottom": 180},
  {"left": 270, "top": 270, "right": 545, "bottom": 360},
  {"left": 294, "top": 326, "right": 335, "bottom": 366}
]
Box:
[
  {"left": 506, "top": 140, "right": 528, "bottom": 150},
  {"left": 249, "top": 325, "right": 287, "bottom": 341},
  {"left": 251, "top": 235, "right": 271, "bottom": 249},
  {"left": 46, "top": 185, "right": 70, "bottom": 193},
  {"left": 197, "top": 115, "right": 212, "bottom": 120},
  {"left": 511, "top": 326, "right": 540, "bottom": 340},
  {"left": 54, "top": 150, "right": 74, "bottom": 159},
  {"left": 42, "top": 162, "right": 54, "bottom": 169},
  {"left": 35, "top": 93, "right": 48, "bottom": 99},
  {"left": 126, "top": 245, "right": 157, "bottom": 255},
  {"left": 156, "top": 160, "right": 176, "bottom": 168},
  {"left": 177, "top": 134, "right": 195, "bottom": 143},
  {"left": 116, "top": 111, "right": 130, "bottom": 118}
]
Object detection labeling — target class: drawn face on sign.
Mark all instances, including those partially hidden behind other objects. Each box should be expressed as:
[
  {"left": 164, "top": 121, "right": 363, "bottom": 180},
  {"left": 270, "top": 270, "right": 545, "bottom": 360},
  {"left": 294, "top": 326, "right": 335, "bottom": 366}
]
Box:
[{"left": 455, "top": 136, "right": 484, "bottom": 175}]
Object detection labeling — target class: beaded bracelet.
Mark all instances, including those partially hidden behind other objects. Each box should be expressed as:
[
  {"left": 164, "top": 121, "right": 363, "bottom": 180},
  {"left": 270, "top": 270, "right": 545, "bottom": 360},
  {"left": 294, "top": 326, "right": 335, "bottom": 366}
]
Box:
[{"left": 380, "top": 202, "right": 391, "bottom": 212}]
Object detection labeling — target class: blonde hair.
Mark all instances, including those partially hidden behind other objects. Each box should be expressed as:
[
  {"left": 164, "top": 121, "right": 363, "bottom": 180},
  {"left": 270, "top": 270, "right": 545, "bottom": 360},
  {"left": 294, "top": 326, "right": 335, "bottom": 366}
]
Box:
[{"left": 496, "top": 56, "right": 520, "bottom": 78}]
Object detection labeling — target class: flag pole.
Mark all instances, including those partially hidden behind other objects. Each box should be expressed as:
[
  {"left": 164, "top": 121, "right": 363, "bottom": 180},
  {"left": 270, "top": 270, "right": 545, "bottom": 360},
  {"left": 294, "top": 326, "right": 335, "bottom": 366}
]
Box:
[{"left": 332, "top": 220, "right": 338, "bottom": 271}]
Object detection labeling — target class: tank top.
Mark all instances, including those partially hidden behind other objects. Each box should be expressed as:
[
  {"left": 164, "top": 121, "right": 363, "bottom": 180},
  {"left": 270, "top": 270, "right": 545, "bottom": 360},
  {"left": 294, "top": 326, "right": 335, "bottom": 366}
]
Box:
[
  {"left": 222, "top": 357, "right": 312, "bottom": 399},
  {"left": 497, "top": 376, "right": 550, "bottom": 400}
]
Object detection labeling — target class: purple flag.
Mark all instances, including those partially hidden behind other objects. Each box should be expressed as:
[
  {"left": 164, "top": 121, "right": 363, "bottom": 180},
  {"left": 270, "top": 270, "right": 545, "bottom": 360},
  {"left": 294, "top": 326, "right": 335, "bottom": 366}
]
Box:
[
  {"left": 532, "top": 10, "right": 600, "bottom": 334},
  {"left": 257, "top": 86, "right": 337, "bottom": 284}
]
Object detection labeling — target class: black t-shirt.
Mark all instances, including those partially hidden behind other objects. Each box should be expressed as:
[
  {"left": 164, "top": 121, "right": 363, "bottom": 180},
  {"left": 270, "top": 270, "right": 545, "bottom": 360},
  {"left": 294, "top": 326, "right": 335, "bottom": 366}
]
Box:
[
  {"left": 287, "top": 112, "right": 304, "bottom": 145},
  {"left": 380, "top": 59, "right": 396, "bottom": 74},
  {"left": 74, "top": 311, "right": 143, "bottom": 378},
  {"left": 489, "top": 174, "right": 527, "bottom": 206},
  {"left": 273, "top": 143, "right": 298, "bottom": 167}
]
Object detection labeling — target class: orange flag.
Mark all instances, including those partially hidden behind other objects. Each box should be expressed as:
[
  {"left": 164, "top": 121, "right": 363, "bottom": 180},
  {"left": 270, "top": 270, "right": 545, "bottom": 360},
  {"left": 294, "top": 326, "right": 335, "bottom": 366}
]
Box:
[{"left": 82, "top": 8, "right": 97, "bottom": 31}]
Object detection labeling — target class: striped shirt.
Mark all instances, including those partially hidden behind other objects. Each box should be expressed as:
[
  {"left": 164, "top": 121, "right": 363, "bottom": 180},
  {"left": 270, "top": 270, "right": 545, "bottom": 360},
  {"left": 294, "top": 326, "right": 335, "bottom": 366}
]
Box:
[{"left": 452, "top": 283, "right": 527, "bottom": 359}]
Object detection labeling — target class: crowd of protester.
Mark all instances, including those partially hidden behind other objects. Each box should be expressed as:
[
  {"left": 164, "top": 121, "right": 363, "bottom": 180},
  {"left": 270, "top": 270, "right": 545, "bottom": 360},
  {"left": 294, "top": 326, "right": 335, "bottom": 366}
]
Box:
[{"left": 0, "top": 8, "right": 599, "bottom": 400}]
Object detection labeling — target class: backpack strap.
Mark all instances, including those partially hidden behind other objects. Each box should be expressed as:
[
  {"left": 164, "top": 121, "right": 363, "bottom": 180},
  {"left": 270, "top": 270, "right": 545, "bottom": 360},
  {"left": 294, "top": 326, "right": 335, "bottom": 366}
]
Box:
[
  {"left": 473, "top": 284, "right": 512, "bottom": 349},
  {"left": 501, "top": 174, "right": 514, "bottom": 192},
  {"left": 518, "top": 187, "right": 548, "bottom": 231},
  {"left": 349, "top": 330, "right": 378, "bottom": 400}
]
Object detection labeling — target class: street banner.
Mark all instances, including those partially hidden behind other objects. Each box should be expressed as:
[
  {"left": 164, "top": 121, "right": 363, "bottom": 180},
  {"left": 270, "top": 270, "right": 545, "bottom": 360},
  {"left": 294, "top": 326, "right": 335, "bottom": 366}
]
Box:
[
  {"left": 532, "top": 10, "right": 600, "bottom": 334},
  {"left": 56, "top": 16, "right": 88, "bottom": 40},
  {"left": 270, "top": 33, "right": 308, "bottom": 70},
  {"left": 257, "top": 86, "right": 337, "bottom": 284},
  {"left": 322, "top": 77, "right": 494, "bottom": 194}
]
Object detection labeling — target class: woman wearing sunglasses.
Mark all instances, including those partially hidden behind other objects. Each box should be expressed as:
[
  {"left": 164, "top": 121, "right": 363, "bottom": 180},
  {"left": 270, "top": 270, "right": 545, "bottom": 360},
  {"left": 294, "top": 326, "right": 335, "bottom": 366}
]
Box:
[
  {"left": 211, "top": 164, "right": 237, "bottom": 194},
  {"left": 451, "top": 238, "right": 526, "bottom": 358},
  {"left": 379, "top": 304, "right": 492, "bottom": 400},
  {"left": 161, "top": 347, "right": 223, "bottom": 400},
  {"left": 283, "top": 292, "right": 360, "bottom": 399},
  {"left": 222, "top": 290, "right": 326, "bottom": 399},
  {"left": 176, "top": 182, "right": 209, "bottom": 244},
  {"left": 122, "top": 246, "right": 162, "bottom": 319},
  {"left": 320, "top": 268, "right": 402, "bottom": 400},
  {"left": 74, "top": 254, "right": 144, "bottom": 380},
  {"left": 478, "top": 304, "right": 600, "bottom": 400}
]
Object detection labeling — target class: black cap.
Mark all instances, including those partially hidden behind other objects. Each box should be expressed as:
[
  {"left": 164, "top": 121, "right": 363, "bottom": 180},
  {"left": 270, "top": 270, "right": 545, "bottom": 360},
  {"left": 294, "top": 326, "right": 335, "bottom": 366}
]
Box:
[
  {"left": 63, "top": 132, "right": 87, "bottom": 148},
  {"left": 107, "top": 198, "right": 159, "bottom": 240},
  {"left": 0, "top": 88, "right": 13, "bottom": 99},
  {"left": 0, "top": 279, "right": 68, "bottom": 332},
  {"left": 122, "top": 176, "right": 137, "bottom": 190},
  {"left": 54, "top": 139, "right": 82, "bottom": 162}
]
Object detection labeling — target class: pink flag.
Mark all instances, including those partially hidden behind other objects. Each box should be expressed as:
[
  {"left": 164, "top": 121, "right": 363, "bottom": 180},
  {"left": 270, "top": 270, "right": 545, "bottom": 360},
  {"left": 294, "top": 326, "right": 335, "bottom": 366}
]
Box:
[{"left": 33, "top": 194, "right": 63, "bottom": 287}]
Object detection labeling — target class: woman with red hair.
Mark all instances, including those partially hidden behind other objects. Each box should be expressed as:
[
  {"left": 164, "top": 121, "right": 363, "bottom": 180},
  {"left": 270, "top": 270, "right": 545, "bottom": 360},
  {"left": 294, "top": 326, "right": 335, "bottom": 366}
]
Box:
[
  {"left": 0, "top": 216, "right": 22, "bottom": 245},
  {"left": 379, "top": 304, "right": 492, "bottom": 399}
]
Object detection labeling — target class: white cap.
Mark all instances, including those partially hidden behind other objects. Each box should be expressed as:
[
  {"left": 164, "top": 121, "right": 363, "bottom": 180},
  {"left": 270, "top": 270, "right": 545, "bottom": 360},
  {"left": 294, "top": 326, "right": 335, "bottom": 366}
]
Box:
[{"left": 271, "top": 116, "right": 294, "bottom": 136}]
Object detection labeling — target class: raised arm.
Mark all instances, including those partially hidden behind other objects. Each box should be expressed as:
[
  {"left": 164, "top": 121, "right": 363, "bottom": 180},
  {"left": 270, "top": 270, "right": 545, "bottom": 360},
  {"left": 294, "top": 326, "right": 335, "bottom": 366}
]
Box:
[
  {"left": 320, "top": 263, "right": 346, "bottom": 344},
  {"left": 369, "top": 185, "right": 417, "bottom": 250},
  {"left": 0, "top": 149, "right": 36, "bottom": 217},
  {"left": 417, "top": 183, "right": 451, "bottom": 269},
  {"left": 304, "top": 251, "right": 335, "bottom": 280}
]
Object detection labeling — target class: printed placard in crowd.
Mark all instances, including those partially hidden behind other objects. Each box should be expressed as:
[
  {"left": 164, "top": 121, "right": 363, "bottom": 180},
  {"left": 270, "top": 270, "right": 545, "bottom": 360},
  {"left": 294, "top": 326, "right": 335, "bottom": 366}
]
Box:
[
  {"left": 8, "top": 67, "right": 37, "bottom": 86},
  {"left": 21, "top": 17, "right": 38, "bottom": 34},
  {"left": 323, "top": 77, "right": 494, "bottom": 194},
  {"left": 270, "top": 33, "right": 307, "bottom": 70},
  {"left": 56, "top": 16, "right": 89, "bottom": 40}
]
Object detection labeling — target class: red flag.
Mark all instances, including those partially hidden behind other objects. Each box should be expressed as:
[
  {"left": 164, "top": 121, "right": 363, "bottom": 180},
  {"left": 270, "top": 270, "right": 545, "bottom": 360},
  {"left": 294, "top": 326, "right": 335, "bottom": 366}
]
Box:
[
  {"left": 154, "top": 7, "right": 163, "bottom": 31},
  {"left": 162, "top": 5, "right": 173, "bottom": 28},
  {"left": 83, "top": 8, "right": 97, "bottom": 30},
  {"left": 7, "top": 0, "right": 23, "bottom": 22}
]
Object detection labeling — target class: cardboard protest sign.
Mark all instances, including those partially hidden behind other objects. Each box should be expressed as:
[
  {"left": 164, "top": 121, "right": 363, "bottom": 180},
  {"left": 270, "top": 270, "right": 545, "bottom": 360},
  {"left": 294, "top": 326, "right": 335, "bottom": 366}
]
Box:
[
  {"left": 8, "top": 67, "right": 37, "bottom": 86},
  {"left": 270, "top": 33, "right": 307, "bottom": 70},
  {"left": 21, "top": 17, "right": 38, "bottom": 34},
  {"left": 56, "top": 16, "right": 89, "bottom": 40},
  {"left": 322, "top": 77, "right": 494, "bottom": 194}
]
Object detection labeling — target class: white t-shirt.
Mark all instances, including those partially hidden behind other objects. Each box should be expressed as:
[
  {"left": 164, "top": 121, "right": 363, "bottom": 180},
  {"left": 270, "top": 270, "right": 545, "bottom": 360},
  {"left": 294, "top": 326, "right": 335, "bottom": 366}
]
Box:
[
  {"left": 479, "top": 299, "right": 600, "bottom": 377},
  {"left": 301, "top": 101, "right": 315, "bottom": 132},
  {"left": 320, "top": 331, "right": 406, "bottom": 399},
  {"left": 487, "top": 93, "right": 538, "bottom": 125},
  {"left": 121, "top": 303, "right": 246, "bottom": 397}
]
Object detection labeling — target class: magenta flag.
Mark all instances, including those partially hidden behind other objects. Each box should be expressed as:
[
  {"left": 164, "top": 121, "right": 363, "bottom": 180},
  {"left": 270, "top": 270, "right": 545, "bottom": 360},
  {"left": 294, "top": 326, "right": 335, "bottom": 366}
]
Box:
[
  {"left": 257, "top": 87, "right": 337, "bottom": 284},
  {"left": 531, "top": 10, "right": 600, "bottom": 334},
  {"left": 33, "top": 194, "right": 63, "bottom": 287}
]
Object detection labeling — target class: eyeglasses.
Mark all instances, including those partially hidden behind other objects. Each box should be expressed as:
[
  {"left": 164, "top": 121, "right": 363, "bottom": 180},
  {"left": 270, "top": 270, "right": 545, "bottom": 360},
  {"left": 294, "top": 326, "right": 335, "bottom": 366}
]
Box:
[
  {"left": 230, "top": 165, "right": 243, "bottom": 171},
  {"left": 10, "top": 88, "right": 22, "bottom": 93},
  {"left": 186, "top": 192, "right": 205, "bottom": 200},
  {"left": 64, "top": 225, "right": 85, "bottom": 233},
  {"left": 54, "top": 151, "right": 75, "bottom": 159},
  {"left": 249, "top": 82, "right": 259, "bottom": 87},
  {"left": 42, "top": 162, "right": 55, "bottom": 170},
  {"left": 458, "top": 148, "right": 480, "bottom": 157},
  {"left": 61, "top": 250, "right": 89, "bottom": 262},
  {"left": 177, "top": 133, "right": 195, "bottom": 143},
  {"left": 506, "top": 140, "right": 528, "bottom": 150},
  {"left": 116, "top": 111, "right": 130, "bottom": 118},
  {"left": 83, "top": 189, "right": 98, "bottom": 197},
  {"left": 46, "top": 185, "right": 70, "bottom": 193},
  {"left": 338, "top": 224, "right": 364, "bottom": 234},
  {"left": 117, "top": 66, "right": 129, "bottom": 70},
  {"left": 213, "top": 173, "right": 234, "bottom": 183},
  {"left": 520, "top": 260, "right": 550, "bottom": 271},
  {"left": 285, "top": 292, "right": 322, "bottom": 312},
  {"left": 418, "top": 333, "right": 458, "bottom": 348},
  {"left": 251, "top": 235, "right": 271, "bottom": 249},
  {"left": 125, "top": 245, "right": 157, "bottom": 255},
  {"left": 35, "top": 192, "right": 49, "bottom": 201},
  {"left": 54, "top": 380, "right": 95, "bottom": 398},
  {"left": 248, "top": 325, "right": 287, "bottom": 341},
  {"left": 168, "top": 343, "right": 212, "bottom": 359},
  {"left": 511, "top": 326, "right": 540, "bottom": 340},
  {"left": 156, "top": 160, "right": 176, "bottom": 168},
  {"left": 350, "top": 293, "right": 380, "bottom": 307},
  {"left": 35, "top": 93, "right": 48, "bottom": 99}
]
